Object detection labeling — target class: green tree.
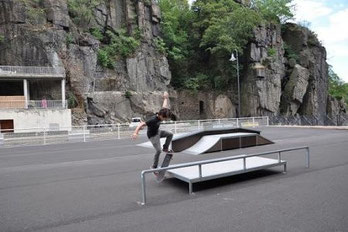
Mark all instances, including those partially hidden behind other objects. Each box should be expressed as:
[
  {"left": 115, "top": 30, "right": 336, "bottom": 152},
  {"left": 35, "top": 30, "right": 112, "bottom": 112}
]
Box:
[
  {"left": 328, "top": 65, "right": 348, "bottom": 105},
  {"left": 195, "top": 0, "right": 261, "bottom": 55},
  {"left": 158, "top": 0, "right": 295, "bottom": 91},
  {"left": 158, "top": 0, "right": 195, "bottom": 88},
  {"left": 158, "top": 0, "right": 193, "bottom": 61},
  {"left": 251, "top": 0, "right": 294, "bottom": 23}
]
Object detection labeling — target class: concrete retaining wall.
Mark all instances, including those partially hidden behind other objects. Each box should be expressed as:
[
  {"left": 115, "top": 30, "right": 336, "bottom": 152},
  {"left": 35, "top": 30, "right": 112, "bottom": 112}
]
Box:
[{"left": 0, "top": 109, "right": 72, "bottom": 132}]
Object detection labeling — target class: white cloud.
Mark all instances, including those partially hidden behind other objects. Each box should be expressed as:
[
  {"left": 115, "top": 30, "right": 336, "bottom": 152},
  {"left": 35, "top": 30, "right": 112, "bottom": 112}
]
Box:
[
  {"left": 326, "top": 42, "right": 348, "bottom": 58},
  {"left": 293, "top": 1, "right": 348, "bottom": 82},
  {"left": 293, "top": 0, "right": 332, "bottom": 21},
  {"left": 317, "top": 8, "right": 348, "bottom": 42}
]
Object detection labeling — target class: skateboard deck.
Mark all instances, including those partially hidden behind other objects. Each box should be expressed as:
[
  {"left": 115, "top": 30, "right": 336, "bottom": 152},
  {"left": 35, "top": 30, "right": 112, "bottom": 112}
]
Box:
[{"left": 156, "top": 153, "right": 173, "bottom": 182}]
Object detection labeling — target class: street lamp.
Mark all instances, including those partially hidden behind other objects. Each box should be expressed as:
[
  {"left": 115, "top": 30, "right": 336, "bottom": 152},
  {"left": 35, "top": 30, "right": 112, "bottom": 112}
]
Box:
[{"left": 230, "top": 50, "right": 240, "bottom": 118}]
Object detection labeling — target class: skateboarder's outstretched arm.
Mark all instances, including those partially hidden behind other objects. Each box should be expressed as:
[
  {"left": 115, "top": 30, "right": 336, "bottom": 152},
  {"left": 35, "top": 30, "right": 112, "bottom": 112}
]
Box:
[
  {"left": 162, "top": 91, "right": 169, "bottom": 109},
  {"left": 132, "top": 121, "right": 146, "bottom": 140},
  {"left": 162, "top": 91, "right": 177, "bottom": 121}
]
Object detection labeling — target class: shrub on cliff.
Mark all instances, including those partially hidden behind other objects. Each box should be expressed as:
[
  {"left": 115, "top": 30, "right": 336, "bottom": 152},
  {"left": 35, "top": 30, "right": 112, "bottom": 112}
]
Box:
[
  {"left": 329, "top": 65, "right": 348, "bottom": 105},
  {"left": 97, "top": 29, "right": 140, "bottom": 68},
  {"left": 67, "top": 0, "right": 102, "bottom": 28}
]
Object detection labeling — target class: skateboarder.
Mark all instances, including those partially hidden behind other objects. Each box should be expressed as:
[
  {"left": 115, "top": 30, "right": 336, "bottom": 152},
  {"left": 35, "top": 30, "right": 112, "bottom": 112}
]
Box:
[{"left": 131, "top": 92, "right": 175, "bottom": 171}]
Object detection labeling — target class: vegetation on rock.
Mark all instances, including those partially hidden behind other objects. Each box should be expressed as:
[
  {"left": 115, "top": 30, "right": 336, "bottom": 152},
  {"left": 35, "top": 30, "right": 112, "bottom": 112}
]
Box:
[
  {"left": 20, "top": 0, "right": 46, "bottom": 25},
  {"left": 328, "top": 65, "right": 348, "bottom": 105},
  {"left": 97, "top": 29, "right": 140, "bottom": 68},
  {"left": 67, "top": 0, "right": 102, "bottom": 28},
  {"left": 158, "top": 0, "right": 294, "bottom": 91}
]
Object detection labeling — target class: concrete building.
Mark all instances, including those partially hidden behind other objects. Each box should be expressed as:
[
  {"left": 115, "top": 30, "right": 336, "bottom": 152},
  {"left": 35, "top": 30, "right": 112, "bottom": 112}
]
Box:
[{"left": 0, "top": 66, "right": 71, "bottom": 133}]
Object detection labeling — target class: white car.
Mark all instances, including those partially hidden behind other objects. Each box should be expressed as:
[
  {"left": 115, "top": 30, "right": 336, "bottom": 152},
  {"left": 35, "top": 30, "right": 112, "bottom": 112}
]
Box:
[{"left": 129, "top": 117, "right": 142, "bottom": 128}]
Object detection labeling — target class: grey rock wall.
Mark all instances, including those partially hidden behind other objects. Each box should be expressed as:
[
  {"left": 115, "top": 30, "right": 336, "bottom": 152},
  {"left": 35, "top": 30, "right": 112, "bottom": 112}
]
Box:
[
  {"left": 281, "top": 64, "right": 310, "bottom": 115},
  {"left": 86, "top": 91, "right": 166, "bottom": 124},
  {"left": 1, "top": 1, "right": 345, "bottom": 125},
  {"left": 282, "top": 23, "right": 329, "bottom": 120},
  {"left": 241, "top": 23, "right": 285, "bottom": 116},
  {"left": 0, "top": 0, "right": 171, "bottom": 124},
  {"left": 241, "top": 22, "right": 336, "bottom": 122},
  {"left": 327, "top": 96, "right": 348, "bottom": 126}
]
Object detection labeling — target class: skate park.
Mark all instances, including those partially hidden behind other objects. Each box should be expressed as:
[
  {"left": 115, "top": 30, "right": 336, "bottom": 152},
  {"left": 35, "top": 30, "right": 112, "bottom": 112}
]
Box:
[
  {"left": 1, "top": 0, "right": 348, "bottom": 230},
  {"left": 0, "top": 126, "right": 347, "bottom": 232}
]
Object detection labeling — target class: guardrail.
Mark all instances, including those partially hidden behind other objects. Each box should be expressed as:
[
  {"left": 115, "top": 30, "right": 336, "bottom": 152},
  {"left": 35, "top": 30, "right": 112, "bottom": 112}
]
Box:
[
  {"left": 0, "top": 116, "right": 269, "bottom": 147},
  {"left": 0, "top": 65, "right": 65, "bottom": 78},
  {"left": 269, "top": 115, "right": 348, "bottom": 127},
  {"left": 139, "top": 146, "right": 310, "bottom": 205}
]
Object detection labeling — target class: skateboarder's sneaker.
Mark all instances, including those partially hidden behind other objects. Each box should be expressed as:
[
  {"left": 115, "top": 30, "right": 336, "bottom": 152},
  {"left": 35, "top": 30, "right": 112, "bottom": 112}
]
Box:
[
  {"left": 150, "top": 166, "right": 159, "bottom": 176},
  {"left": 162, "top": 148, "right": 173, "bottom": 153}
]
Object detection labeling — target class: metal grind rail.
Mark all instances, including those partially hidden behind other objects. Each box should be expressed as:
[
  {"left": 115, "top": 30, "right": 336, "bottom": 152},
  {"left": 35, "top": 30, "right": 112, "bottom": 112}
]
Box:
[{"left": 140, "top": 146, "right": 310, "bottom": 205}]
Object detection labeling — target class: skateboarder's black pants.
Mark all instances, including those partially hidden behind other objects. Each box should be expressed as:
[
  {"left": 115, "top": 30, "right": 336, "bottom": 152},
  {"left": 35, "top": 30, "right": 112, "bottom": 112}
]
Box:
[{"left": 149, "top": 130, "right": 173, "bottom": 168}]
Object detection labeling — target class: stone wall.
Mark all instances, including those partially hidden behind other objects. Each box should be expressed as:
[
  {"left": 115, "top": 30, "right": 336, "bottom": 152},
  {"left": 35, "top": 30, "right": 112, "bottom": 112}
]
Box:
[{"left": 173, "top": 90, "right": 236, "bottom": 120}]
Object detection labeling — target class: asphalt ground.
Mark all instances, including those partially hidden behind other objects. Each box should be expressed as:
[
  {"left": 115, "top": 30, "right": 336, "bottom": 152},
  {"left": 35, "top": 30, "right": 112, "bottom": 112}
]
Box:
[{"left": 0, "top": 127, "right": 347, "bottom": 232}]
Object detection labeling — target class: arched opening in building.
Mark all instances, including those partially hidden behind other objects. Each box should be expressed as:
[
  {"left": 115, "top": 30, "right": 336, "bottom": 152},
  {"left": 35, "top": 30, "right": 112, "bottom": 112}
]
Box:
[{"left": 199, "top": 101, "right": 205, "bottom": 115}]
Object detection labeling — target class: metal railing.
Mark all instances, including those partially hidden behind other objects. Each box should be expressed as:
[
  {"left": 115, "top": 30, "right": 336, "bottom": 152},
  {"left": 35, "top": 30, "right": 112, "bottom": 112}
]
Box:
[
  {"left": 0, "top": 116, "right": 269, "bottom": 148},
  {"left": 139, "top": 146, "right": 310, "bottom": 205},
  {"left": 161, "top": 116, "right": 268, "bottom": 133},
  {"left": 1, "top": 115, "right": 347, "bottom": 148},
  {"left": 0, "top": 100, "right": 67, "bottom": 109},
  {"left": 0, "top": 65, "right": 65, "bottom": 78},
  {"left": 269, "top": 115, "right": 348, "bottom": 126},
  {"left": 28, "top": 100, "right": 67, "bottom": 109}
]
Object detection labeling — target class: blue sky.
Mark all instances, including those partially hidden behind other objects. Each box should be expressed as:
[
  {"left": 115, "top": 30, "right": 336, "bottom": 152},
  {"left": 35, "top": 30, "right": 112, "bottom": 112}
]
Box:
[{"left": 188, "top": 0, "right": 348, "bottom": 83}]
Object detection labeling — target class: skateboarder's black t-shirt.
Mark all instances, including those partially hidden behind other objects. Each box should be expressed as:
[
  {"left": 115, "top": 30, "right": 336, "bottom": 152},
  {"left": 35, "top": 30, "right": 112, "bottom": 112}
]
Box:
[{"left": 146, "top": 115, "right": 161, "bottom": 138}]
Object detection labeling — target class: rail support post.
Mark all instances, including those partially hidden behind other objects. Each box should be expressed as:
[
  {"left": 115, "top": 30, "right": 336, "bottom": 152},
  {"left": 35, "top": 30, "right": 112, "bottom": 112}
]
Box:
[
  {"left": 189, "top": 182, "right": 193, "bottom": 195},
  {"left": 117, "top": 124, "right": 120, "bottom": 139},
  {"left": 306, "top": 147, "right": 310, "bottom": 168},
  {"left": 43, "top": 128, "right": 46, "bottom": 145},
  {"left": 83, "top": 125, "right": 86, "bottom": 142},
  {"left": 141, "top": 172, "right": 146, "bottom": 205}
]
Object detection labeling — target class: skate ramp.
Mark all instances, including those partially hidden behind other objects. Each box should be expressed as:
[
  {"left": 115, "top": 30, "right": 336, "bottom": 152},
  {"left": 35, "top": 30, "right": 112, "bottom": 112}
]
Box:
[
  {"left": 171, "top": 128, "right": 273, "bottom": 154},
  {"left": 138, "top": 128, "right": 273, "bottom": 155}
]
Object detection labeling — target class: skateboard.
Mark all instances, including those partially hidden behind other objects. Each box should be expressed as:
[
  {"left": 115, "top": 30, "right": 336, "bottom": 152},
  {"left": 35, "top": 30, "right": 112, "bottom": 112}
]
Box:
[{"left": 156, "top": 153, "right": 173, "bottom": 182}]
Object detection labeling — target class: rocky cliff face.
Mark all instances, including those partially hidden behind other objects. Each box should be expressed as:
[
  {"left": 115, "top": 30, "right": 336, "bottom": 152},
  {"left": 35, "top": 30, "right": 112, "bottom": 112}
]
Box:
[
  {"left": 239, "top": 22, "right": 341, "bottom": 124},
  {"left": 241, "top": 23, "right": 285, "bottom": 117},
  {"left": 0, "top": 1, "right": 345, "bottom": 125},
  {"left": 0, "top": 0, "right": 171, "bottom": 125},
  {"left": 282, "top": 23, "right": 329, "bottom": 120}
]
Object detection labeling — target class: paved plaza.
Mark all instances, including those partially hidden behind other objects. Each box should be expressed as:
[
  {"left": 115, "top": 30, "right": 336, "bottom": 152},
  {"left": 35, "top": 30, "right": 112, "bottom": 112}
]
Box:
[{"left": 0, "top": 127, "right": 347, "bottom": 232}]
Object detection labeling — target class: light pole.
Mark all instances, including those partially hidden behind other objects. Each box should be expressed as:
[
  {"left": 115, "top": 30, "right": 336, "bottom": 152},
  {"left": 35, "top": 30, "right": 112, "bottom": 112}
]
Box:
[{"left": 230, "top": 50, "right": 240, "bottom": 118}]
